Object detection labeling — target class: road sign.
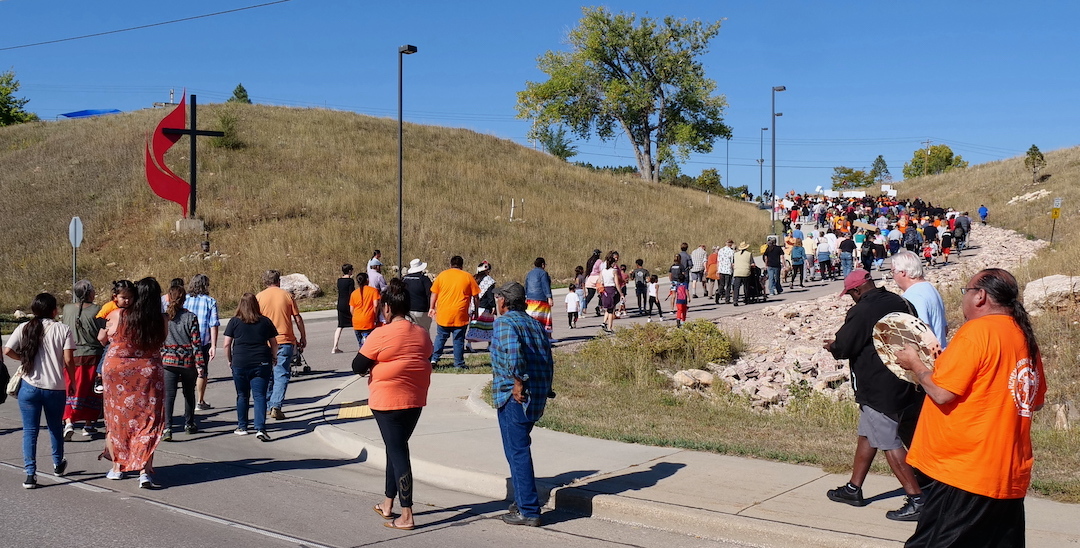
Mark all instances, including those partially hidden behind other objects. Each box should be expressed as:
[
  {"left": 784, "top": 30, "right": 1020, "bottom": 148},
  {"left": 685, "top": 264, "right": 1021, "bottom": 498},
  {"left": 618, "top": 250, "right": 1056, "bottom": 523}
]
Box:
[
  {"left": 1054, "top": 197, "right": 1063, "bottom": 208},
  {"left": 1051, "top": 208, "right": 1061, "bottom": 219},
  {"left": 68, "top": 217, "right": 83, "bottom": 248}
]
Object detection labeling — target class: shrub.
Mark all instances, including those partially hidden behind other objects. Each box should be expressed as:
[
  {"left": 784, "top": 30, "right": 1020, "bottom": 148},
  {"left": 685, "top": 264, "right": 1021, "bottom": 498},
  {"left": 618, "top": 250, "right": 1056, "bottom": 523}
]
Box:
[{"left": 211, "top": 111, "right": 244, "bottom": 150}]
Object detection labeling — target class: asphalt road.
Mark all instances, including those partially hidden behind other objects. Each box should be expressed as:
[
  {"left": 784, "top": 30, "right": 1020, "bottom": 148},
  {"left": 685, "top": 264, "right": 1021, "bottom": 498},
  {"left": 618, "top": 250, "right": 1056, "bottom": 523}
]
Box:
[{"left": 0, "top": 315, "right": 752, "bottom": 548}]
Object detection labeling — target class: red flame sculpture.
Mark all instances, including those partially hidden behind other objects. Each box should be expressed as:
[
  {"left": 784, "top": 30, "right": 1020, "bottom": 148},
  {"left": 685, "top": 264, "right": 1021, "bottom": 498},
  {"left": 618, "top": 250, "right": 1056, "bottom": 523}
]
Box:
[{"left": 145, "top": 94, "right": 191, "bottom": 217}]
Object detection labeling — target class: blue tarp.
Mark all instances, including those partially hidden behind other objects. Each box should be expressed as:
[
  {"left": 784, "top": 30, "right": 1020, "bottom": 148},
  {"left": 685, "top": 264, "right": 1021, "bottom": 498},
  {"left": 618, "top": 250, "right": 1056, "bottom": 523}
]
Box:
[{"left": 59, "top": 109, "right": 121, "bottom": 119}]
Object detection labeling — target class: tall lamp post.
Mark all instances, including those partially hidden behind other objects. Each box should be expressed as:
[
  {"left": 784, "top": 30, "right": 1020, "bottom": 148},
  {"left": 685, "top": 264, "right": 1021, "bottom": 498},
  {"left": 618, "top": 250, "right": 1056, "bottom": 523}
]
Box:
[
  {"left": 757, "top": 127, "right": 768, "bottom": 200},
  {"left": 398, "top": 44, "right": 418, "bottom": 278},
  {"left": 770, "top": 85, "right": 786, "bottom": 236}
]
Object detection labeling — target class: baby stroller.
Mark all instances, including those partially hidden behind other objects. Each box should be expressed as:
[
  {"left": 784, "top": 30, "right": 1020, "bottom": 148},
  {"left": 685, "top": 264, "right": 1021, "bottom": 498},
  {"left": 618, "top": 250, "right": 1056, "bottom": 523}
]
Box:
[
  {"left": 745, "top": 264, "right": 768, "bottom": 304},
  {"left": 290, "top": 348, "right": 311, "bottom": 378}
]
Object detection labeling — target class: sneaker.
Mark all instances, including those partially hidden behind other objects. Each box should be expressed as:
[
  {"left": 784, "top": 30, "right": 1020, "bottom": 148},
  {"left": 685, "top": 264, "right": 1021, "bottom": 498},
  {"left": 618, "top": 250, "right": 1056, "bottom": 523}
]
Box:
[
  {"left": 184, "top": 424, "right": 199, "bottom": 435},
  {"left": 163, "top": 428, "right": 173, "bottom": 442},
  {"left": 886, "top": 496, "right": 924, "bottom": 522},
  {"left": 22, "top": 475, "right": 37, "bottom": 489},
  {"left": 826, "top": 483, "right": 866, "bottom": 507},
  {"left": 195, "top": 402, "right": 213, "bottom": 411},
  {"left": 53, "top": 459, "right": 68, "bottom": 477},
  {"left": 255, "top": 430, "right": 272, "bottom": 442},
  {"left": 93, "top": 378, "right": 104, "bottom": 394},
  {"left": 63, "top": 423, "right": 75, "bottom": 442},
  {"left": 234, "top": 427, "right": 250, "bottom": 436},
  {"left": 139, "top": 473, "right": 159, "bottom": 490},
  {"left": 501, "top": 511, "right": 540, "bottom": 527},
  {"left": 106, "top": 469, "right": 124, "bottom": 480},
  {"left": 82, "top": 426, "right": 98, "bottom": 436},
  {"left": 269, "top": 408, "right": 286, "bottom": 420}
]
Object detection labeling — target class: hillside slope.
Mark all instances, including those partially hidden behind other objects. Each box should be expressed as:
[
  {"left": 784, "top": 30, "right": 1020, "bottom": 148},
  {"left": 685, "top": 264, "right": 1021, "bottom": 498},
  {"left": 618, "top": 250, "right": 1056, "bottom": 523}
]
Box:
[{"left": 0, "top": 104, "right": 767, "bottom": 311}]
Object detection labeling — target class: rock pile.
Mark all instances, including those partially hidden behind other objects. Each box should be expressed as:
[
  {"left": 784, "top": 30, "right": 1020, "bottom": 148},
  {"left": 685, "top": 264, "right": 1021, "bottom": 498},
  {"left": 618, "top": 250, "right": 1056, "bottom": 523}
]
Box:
[{"left": 676, "top": 224, "right": 1047, "bottom": 408}]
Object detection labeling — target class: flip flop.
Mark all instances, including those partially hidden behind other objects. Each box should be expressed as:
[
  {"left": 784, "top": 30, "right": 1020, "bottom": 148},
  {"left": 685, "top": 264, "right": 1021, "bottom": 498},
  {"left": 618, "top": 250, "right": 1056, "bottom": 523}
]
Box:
[
  {"left": 372, "top": 505, "right": 394, "bottom": 520},
  {"left": 383, "top": 519, "right": 415, "bottom": 531}
]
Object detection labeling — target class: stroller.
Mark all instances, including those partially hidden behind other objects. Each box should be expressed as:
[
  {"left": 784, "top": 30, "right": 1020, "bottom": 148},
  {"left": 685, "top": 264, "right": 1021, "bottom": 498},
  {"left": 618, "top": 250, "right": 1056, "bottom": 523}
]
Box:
[
  {"left": 745, "top": 264, "right": 768, "bottom": 304},
  {"left": 290, "top": 348, "right": 311, "bottom": 378}
]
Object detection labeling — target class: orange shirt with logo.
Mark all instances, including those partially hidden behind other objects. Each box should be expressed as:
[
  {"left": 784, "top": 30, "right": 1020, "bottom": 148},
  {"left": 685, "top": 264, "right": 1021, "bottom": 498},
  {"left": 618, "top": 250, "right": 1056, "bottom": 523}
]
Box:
[
  {"left": 256, "top": 286, "right": 300, "bottom": 345},
  {"left": 907, "top": 314, "right": 1046, "bottom": 499},
  {"left": 430, "top": 268, "right": 480, "bottom": 328},
  {"left": 349, "top": 286, "right": 380, "bottom": 331}
]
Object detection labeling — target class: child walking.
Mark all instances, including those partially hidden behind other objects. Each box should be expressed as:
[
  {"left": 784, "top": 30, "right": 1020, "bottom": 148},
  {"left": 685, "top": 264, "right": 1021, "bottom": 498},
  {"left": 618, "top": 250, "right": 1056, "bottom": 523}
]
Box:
[
  {"left": 646, "top": 275, "right": 665, "bottom": 321},
  {"left": 564, "top": 284, "right": 581, "bottom": 328},
  {"left": 671, "top": 274, "right": 689, "bottom": 327}
]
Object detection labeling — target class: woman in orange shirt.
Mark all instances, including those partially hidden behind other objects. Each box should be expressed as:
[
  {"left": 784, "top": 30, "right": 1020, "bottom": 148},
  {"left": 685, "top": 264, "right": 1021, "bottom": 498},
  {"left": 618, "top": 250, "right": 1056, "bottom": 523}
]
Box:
[
  {"left": 353, "top": 278, "right": 433, "bottom": 531},
  {"left": 349, "top": 273, "right": 380, "bottom": 347}
]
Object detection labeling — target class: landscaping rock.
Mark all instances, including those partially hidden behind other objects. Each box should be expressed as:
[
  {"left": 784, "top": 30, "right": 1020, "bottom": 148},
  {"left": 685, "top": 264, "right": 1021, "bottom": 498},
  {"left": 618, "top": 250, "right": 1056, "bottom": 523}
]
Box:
[
  {"left": 280, "top": 273, "right": 323, "bottom": 299},
  {"left": 1024, "top": 275, "right": 1080, "bottom": 315}
]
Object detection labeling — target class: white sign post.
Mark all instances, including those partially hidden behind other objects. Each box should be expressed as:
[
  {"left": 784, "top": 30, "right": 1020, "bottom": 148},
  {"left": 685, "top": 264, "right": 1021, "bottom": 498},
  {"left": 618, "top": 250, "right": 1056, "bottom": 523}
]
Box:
[{"left": 69, "top": 217, "right": 83, "bottom": 301}]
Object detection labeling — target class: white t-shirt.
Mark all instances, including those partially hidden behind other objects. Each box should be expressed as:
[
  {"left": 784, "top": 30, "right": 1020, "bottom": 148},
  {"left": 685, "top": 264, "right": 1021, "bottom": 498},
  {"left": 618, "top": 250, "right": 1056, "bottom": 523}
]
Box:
[
  {"left": 4, "top": 319, "right": 75, "bottom": 391},
  {"left": 601, "top": 267, "right": 618, "bottom": 287},
  {"left": 647, "top": 282, "right": 658, "bottom": 298},
  {"left": 564, "top": 292, "right": 581, "bottom": 313}
]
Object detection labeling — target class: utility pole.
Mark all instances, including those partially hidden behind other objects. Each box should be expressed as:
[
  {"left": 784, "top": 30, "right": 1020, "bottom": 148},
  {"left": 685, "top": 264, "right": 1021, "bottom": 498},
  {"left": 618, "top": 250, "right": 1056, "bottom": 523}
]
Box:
[{"left": 923, "top": 139, "right": 933, "bottom": 176}]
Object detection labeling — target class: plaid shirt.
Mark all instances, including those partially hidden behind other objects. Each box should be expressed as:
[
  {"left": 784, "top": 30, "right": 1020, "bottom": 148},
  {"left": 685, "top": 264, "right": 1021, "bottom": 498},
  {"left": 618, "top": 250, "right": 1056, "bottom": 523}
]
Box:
[
  {"left": 490, "top": 310, "right": 554, "bottom": 422},
  {"left": 183, "top": 294, "right": 220, "bottom": 345}
]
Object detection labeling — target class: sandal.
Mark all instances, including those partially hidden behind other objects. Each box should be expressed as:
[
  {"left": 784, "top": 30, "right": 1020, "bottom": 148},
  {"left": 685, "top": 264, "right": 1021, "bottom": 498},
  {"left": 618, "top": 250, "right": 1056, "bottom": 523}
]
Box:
[
  {"left": 383, "top": 519, "right": 415, "bottom": 531},
  {"left": 373, "top": 504, "right": 394, "bottom": 520}
]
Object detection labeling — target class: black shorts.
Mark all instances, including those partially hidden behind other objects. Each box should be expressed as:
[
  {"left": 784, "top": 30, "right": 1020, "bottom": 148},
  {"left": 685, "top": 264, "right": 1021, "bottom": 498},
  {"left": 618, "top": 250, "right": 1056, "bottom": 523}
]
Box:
[{"left": 905, "top": 480, "right": 1025, "bottom": 548}]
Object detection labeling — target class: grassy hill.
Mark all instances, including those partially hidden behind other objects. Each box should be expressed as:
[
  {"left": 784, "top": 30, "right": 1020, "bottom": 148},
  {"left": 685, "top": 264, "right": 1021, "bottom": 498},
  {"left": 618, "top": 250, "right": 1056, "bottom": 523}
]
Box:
[{"left": 0, "top": 104, "right": 768, "bottom": 313}]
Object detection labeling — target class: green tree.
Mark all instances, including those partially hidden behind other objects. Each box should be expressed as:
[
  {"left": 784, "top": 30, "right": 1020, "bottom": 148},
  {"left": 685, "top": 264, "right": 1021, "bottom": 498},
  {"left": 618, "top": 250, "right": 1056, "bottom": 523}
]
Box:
[
  {"left": 1024, "top": 144, "right": 1046, "bottom": 183},
  {"left": 902, "top": 144, "right": 968, "bottom": 179},
  {"left": 696, "top": 168, "right": 722, "bottom": 192},
  {"left": 869, "top": 155, "right": 890, "bottom": 183},
  {"left": 830, "top": 166, "right": 873, "bottom": 189},
  {"left": 0, "top": 69, "right": 39, "bottom": 126},
  {"left": 227, "top": 83, "right": 252, "bottom": 104},
  {"left": 535, "top": 125, "right": 578, "bottom": 161},
  {"left": 517, "top": 7, "right": 731, "bottom": 182}
]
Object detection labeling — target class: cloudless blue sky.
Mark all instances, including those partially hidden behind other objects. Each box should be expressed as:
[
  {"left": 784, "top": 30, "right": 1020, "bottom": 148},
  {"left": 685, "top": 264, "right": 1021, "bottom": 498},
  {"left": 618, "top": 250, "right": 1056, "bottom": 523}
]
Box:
[{"left": 3, "top": 0, "right": 1078, "bottom": 194}]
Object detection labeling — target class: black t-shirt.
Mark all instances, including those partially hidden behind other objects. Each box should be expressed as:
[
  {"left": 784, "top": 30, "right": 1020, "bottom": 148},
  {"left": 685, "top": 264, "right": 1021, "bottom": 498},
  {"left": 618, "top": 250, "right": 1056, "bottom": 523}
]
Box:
[
  {"left": 336, "top": 277, "right": 355, "bottom": 311},
  {"left": 763, "top": 246, "right": 784, "bottom": 268},
  {"left": 922, "top": 225, "right": 938, "bottom": 242},
  {"left": 402, "top": 272, "right": 432, "bottom": 312},
  {"left": 225, "top": 316, "right": 277, "bottom": 368},
  {"left": 838, "top": 239, "right": 857, "bottom": 253}
]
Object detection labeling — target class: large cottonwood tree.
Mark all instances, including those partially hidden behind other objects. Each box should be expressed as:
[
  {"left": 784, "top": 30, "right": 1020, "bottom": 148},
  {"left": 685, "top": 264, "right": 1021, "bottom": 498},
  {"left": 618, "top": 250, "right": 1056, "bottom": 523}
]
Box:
[{"left": 517, "top": 7, "right": 731, "bottom": 182}]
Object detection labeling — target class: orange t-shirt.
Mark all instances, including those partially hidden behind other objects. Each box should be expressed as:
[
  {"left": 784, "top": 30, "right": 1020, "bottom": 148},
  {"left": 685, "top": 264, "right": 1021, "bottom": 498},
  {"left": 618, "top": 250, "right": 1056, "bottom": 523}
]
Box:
[
  {"left": 96, "top": 301, "right": 118, "bottom": 319},
  {"left": 256, "top": 286, "right": 300, "bottom": 345},
  {"left": 430, "top": 268, "right": 480, "bottom": 328},
  {"left": 362, "top": 320, "right": 433, "bottom": 410},
  {"left": 349, "top": 286, "right": 380, "bottom": 331},
  {"left": 907, "top": 315, "right": 1046, "bottom": 499}
]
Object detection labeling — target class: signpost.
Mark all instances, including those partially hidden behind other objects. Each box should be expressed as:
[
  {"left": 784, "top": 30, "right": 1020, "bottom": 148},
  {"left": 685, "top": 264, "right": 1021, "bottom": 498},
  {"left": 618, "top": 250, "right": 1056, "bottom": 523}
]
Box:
[
  {"left": 68, "top": 217, "right": 84, "bottom": 301},
  {"left": 1050, "top": 197, "right": 1063, "bottom": 245}
]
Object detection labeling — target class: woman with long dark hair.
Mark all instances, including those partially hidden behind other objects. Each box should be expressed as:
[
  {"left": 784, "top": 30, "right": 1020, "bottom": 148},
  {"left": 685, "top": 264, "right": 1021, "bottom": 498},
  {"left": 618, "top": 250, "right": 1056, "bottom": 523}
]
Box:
[
  {"left": 350, "top": 272, "right": 380, "bottom": 347},
  {"left": 332, "top": 263, "right": 355, "bottom": 354},
  {"left": 599, "top": 251, "right": 624, "bottom": 333},
  {"left": 4, "top": 293, "right": 75, "bottom": 489},
  {"left": 61, "top": 280, "right": 104, "bottom": 438},
  {"left": 223, "top": 293, "right": 278, "bottom": 441},
  {"left": 99, "top": 277, "right": 167, "bottom": 489},
  {"left": 353, "top": 278, "right": 433, "bottom": 531},
  {"left": 466, "top": 261, "right": 496, "bottom": 349},
  {"left": 161, "top": 286, "right": 205, "bottom": 441}
]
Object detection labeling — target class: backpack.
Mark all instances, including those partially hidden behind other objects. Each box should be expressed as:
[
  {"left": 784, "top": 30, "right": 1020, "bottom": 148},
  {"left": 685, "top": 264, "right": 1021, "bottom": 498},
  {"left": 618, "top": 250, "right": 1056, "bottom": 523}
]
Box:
[{"left": 634, "top": 268, "right": 647, "bottom": 285}]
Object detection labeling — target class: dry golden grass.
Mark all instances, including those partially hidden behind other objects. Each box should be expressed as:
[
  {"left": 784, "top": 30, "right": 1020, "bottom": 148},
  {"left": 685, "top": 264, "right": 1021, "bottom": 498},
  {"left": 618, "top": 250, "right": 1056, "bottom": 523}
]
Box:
[{"left": 0, "top": 104, "right": 768, "bottom": 312}]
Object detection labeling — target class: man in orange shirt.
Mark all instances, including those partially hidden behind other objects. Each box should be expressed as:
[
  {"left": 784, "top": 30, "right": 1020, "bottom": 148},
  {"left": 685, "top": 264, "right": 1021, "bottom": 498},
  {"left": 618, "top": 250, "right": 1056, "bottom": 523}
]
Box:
[
  {"left": 898, "top": 268, "right": 1046, "bottom": 547},
  {"left": 256, "top": 270, "right": 307, "bottom": 420},
  {"left": 428, "top": 256, "right": 480, "bottom": 369}
]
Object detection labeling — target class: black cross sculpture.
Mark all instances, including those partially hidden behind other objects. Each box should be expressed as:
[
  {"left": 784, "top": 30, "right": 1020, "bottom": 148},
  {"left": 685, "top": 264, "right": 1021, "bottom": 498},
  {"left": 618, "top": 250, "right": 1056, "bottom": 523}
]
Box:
[{"left": 162, "top": 95, "right": 224, "bottom": 219}]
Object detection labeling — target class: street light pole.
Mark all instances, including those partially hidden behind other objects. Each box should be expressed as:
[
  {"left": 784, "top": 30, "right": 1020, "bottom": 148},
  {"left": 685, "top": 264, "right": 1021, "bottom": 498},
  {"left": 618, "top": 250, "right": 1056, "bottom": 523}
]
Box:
[
  {"left": 398, "top": 44, "right": 417, "bottom": 279},
  {"left": 758, "top": 127, "right": 768, "bottom": 200},
  {"left": 771, "top": 85, "right": 786, "bottom": 236}
]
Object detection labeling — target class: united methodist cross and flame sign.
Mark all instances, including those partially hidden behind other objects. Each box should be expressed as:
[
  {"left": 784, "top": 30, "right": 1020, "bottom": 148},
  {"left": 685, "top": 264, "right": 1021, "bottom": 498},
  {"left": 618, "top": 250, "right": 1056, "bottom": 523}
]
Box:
[{"left": 144, "top": 93, "right": 192, "bottom": 217}]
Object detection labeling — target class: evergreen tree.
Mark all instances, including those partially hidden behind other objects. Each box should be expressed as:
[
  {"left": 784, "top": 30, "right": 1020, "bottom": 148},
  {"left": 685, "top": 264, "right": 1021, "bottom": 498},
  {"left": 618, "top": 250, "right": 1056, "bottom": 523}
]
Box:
[
  {"left": 536, "top": 125, "right": 578, "bottom": 160},
  {"left": 228, "top": 83, "right": 252, "bottom": 104},
  {"left": 0, "top": 69, "right": 38, "bottom": 126},
  {"left": 869, "top": 155, "right": 890, "bottom": 183},
  {"left": 1024, "top": 144, "right": 1046, "bottom": 183}
]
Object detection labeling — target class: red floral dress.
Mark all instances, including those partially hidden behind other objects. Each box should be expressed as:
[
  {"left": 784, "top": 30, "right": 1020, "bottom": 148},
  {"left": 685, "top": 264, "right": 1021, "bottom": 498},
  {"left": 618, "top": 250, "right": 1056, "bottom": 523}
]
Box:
[{"left": 102, "top": 323, "right": 165, "bottom": 472}]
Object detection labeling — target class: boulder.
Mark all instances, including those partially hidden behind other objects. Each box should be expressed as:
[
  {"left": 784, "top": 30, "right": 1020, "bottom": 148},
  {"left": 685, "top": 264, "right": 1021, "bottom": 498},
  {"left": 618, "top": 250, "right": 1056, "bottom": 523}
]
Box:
[
  {"left": 674, "top": 369, "right": 715, "bottom": 389},
  {"left": 1024, "top": 275, "right": 1080, "bottom": 315},
  {"left": 280, "top": 273, "right": 323, "bottom": 299}
]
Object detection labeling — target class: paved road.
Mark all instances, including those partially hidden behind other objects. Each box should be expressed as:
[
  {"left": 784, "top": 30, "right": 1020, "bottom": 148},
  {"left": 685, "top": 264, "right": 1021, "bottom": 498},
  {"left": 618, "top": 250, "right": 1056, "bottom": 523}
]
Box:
[{"left": 0, "top": 314, "right": 751, "bottom": 548}]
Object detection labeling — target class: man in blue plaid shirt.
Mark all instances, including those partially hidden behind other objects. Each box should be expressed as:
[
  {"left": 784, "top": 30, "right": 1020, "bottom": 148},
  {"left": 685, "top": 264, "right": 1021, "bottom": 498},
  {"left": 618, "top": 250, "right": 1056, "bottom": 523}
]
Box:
[{"left": 490, "top": 281, "right": 554, "bottom": 527}]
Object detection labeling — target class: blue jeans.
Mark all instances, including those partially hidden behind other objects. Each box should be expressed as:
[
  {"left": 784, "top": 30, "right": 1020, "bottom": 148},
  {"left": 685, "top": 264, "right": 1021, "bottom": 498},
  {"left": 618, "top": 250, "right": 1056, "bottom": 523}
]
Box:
[
  {"left": 431, "top": 324, "right": 466, "bottom": 368},
  {"left": 266, "top": 343, "right": 295, "bottom": 411},
  {"left": 497, "top": 399, "right": 540, "bottom": 519},
  {"left": 767, "top": 266, "right": 782, "bottom": 295},
  {"left": 233, "top": 364, "right": 271, "bottom": 431},
  {"left": 354, "top": 329, "right": 373, "bottom": 347},
  {"left": 840, "top": 252, "right": 854, "bottom": 277},
  {"left": 18, "top": 380, "right": 66, "bottom": 476}
]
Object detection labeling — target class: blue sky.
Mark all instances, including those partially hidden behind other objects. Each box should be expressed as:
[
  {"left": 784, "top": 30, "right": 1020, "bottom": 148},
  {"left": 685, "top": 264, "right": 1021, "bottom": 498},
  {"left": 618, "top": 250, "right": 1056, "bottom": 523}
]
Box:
[{"left": 3, "top": 0, "right": 1078, "bottom": 194}]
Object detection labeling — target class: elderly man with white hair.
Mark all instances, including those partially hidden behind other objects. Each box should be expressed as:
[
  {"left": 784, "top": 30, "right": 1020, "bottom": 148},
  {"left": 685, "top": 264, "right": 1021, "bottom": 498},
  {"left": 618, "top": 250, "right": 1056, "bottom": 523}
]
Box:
[{"left": 890, "top": 251, "right": 948, "bottom": 346}]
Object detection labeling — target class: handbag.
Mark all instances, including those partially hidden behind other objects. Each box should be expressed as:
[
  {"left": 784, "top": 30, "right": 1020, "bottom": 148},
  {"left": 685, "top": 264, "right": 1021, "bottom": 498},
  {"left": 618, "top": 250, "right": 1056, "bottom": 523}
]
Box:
[
  {"left": 6, "top": 364, "right": 24, "bottom": 398},
  {"left": 0, "top": 362, "right": 9, "bottom": 404}
]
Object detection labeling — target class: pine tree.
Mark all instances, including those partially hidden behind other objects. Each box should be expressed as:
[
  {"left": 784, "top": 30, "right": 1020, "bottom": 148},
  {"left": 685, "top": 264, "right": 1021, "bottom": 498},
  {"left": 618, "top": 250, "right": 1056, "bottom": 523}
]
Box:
[
  {"left": 1024, "top": 144, "right": 1046, "bottom": 184},
  {"left": 227, "top": 84, "right": 252, "bottom": 104}
]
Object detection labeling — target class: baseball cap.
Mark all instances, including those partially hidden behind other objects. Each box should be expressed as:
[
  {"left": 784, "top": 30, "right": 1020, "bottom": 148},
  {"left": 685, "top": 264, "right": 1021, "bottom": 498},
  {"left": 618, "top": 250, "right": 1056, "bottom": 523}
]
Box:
[{"left": 839, "top": 269, "right": 872, "bottom": 297}]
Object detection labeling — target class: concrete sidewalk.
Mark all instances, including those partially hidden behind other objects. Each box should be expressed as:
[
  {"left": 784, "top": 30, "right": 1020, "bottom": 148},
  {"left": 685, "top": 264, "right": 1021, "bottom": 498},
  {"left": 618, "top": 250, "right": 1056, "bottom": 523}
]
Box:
[{"left": 312, "top": 373, "right": 1080, "bottom": 548}]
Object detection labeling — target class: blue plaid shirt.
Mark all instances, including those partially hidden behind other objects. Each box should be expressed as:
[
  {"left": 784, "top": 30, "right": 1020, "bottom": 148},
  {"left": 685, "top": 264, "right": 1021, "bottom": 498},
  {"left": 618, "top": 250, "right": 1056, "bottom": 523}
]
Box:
[
  {"left": 490, "top": 310, "right": 554, "bottom": 422},
  {"left": 183, "top": 294, "right": 220, "bottom": 345}
]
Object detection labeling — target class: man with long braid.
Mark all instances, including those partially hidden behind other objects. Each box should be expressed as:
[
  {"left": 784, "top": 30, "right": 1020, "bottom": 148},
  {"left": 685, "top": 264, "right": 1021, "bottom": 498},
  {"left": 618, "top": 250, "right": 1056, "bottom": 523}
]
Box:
[{"left": 897, "top": 268, "right": 1046, "bottom": 548}]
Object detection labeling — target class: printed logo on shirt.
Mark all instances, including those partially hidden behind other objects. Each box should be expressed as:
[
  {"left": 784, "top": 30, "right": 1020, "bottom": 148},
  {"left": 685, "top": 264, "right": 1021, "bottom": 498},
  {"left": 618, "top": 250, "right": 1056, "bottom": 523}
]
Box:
[{"left": 1009, "top": 357, "right": 1040, "bottom": 418}]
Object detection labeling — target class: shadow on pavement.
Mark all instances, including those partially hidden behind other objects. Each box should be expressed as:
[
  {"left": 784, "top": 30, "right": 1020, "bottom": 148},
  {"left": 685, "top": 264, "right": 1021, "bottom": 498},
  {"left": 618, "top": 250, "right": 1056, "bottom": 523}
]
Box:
[{"left": 552, "top": 461, "right": 686, "bottom": 517}]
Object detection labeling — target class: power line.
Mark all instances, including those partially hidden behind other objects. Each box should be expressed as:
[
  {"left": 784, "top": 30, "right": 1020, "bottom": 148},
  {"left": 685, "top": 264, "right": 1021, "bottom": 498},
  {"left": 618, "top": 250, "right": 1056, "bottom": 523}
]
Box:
[{"left": 0, "top": 0, "right": 296, "bottom": 51}]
